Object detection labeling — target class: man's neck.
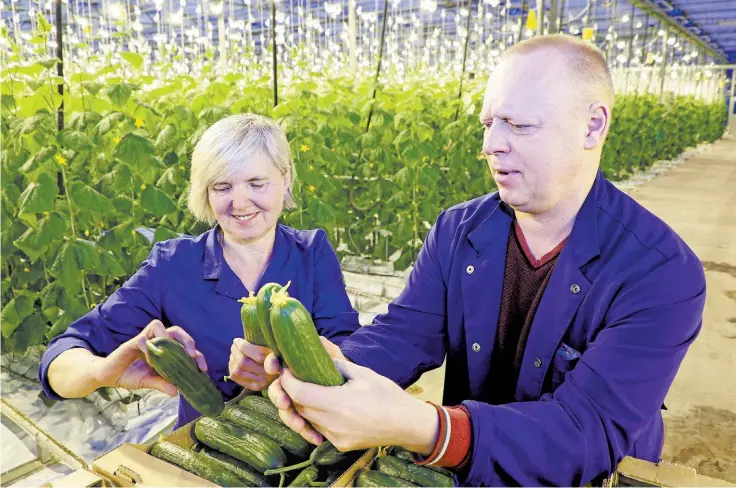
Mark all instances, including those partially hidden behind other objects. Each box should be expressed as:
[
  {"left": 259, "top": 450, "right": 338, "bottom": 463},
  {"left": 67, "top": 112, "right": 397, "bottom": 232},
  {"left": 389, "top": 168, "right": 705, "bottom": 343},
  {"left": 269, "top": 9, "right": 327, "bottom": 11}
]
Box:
[{"left": 513, "top": 176, "right": 595, "bottom": 260}]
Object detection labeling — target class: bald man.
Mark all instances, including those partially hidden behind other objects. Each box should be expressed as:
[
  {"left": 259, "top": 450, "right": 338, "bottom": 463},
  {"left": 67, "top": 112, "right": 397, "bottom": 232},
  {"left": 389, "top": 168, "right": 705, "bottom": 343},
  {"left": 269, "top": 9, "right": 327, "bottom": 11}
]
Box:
[{"left": 265, "top": 34, "right": 706, "bottom": 486}]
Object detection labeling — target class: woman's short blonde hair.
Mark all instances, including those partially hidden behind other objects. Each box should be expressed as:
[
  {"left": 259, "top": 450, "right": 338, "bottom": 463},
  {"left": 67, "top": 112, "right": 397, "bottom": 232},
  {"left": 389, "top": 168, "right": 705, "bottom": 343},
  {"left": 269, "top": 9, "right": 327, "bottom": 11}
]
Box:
[{"left": 187, "top": 113, "right": 296, "bottom": 224}]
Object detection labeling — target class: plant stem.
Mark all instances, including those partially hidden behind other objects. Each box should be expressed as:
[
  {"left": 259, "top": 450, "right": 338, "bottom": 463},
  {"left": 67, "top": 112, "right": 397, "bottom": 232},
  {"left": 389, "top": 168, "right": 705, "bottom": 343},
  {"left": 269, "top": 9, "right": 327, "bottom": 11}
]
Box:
[{"left": 60, "top": 165, "right": 77, "bottom": 237}]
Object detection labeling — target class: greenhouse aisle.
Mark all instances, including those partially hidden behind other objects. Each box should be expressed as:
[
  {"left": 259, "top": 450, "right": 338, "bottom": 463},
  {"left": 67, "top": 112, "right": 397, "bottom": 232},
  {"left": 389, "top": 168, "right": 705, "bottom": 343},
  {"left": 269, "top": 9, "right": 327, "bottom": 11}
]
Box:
[{"left": 626, "top": 133, "right": 736, "bottom": 483}]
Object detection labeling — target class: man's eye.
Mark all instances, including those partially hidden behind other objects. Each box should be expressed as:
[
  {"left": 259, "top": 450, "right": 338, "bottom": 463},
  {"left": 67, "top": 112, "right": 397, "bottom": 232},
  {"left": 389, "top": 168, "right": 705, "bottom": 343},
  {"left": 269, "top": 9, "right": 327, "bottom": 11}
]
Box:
[
  {"left": 252, "top": 183, "right": 266, "bottom": 190},
  {"left": 511, "top": 123, "right": 531, "bottom": 130}
]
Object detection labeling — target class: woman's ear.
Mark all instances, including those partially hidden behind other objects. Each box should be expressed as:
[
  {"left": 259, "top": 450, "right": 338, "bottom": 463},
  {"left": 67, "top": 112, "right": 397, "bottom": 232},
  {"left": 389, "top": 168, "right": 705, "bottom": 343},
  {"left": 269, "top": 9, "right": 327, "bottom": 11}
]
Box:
[{"left": 584, "top": 102, "right": 611, "bottom": 150}]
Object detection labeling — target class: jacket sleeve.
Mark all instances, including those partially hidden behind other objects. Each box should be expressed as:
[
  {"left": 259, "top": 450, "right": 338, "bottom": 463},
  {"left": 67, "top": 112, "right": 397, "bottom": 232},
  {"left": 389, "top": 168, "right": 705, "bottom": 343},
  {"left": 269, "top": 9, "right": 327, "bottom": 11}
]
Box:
[
  {"left": 339, "top": 213, "right": 448, "bottom": 388},
  {"left": 38, "top": 243, "right": 167, "bottom": 400},
  {"left": 311, "top": 230, "right": 361, "bottom": 345},
  {"left": 459, "top": 252, "right": 706, "bottom": 486}
]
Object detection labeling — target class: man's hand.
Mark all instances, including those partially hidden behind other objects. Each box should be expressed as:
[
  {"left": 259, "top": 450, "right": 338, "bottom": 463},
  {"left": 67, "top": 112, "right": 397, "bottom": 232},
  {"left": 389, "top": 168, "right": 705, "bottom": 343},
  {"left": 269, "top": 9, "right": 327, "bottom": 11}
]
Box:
[
  {"left": 268, "top": 359, "right": 439, "bottom": 454},
  {"left": 228, "top": 338, "right": 278, "bottom": 391},
  {"left": 97, "top": 319, "right": 207, "bottom": 396}
]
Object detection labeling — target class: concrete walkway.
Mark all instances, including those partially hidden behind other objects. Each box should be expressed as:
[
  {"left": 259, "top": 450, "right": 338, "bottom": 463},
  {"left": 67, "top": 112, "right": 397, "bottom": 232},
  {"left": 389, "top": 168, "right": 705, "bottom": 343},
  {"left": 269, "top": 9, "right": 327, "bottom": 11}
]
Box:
[{"left": 627, "top": 134, "right": 736, "bottom": 483}]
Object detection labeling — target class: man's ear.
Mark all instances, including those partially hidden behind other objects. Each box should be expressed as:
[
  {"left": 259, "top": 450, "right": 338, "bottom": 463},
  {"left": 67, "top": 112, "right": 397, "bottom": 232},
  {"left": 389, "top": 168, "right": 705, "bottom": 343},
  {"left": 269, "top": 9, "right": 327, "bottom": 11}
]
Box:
[{"left": 584, "top": 102, "right": 611, "bottom": 150}]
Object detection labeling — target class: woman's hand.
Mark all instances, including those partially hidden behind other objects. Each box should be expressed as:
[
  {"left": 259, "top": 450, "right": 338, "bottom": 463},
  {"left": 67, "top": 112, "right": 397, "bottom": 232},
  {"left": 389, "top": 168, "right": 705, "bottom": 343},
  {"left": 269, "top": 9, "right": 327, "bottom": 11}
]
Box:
[
  {"left": 97, "top": 319, "right": 207, "bottom": 396},
  {"left": 228, "top": 338, "right": 279, "bottom": 391}
]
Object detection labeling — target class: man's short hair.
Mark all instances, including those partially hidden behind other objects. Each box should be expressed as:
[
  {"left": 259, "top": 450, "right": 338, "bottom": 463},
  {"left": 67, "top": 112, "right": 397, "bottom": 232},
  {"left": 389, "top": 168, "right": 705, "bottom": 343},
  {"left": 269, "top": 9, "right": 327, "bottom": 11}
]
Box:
[{"left": 501, "top": 34, "right": 615, "bottom": 110}]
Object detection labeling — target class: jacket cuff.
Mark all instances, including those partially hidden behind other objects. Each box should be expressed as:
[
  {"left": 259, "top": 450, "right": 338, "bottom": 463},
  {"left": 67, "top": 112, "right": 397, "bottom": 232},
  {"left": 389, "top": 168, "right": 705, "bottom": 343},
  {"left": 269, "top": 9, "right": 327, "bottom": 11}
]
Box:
[{"left": 413, "top": 403, "right": 473, "bottom": 469}]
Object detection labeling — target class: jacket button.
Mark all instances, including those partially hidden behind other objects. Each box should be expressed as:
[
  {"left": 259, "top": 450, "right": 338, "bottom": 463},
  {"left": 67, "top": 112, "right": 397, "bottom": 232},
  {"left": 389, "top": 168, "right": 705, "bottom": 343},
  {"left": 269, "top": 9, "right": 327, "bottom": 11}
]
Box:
[
  {"left": 534, "top": 357, "right": 542, "bottom": 368},
  {"left": 570, "top": 284, "right": 581, "bottom": 294},
  {"left": 472, "top": 342, "right": 481, "bottom": 352},
  {"left": 466, "top": 265, "right": 475, "bottom": 275}
]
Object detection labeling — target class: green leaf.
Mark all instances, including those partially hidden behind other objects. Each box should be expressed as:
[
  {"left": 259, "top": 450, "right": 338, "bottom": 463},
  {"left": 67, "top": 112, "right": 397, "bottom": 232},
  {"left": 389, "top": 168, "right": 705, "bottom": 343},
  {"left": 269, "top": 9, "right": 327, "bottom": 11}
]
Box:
[
  {"left": 140, "top": 186, "right": 177, "bottom": 216},
  {"left": 155, "top": 124, "right": 177, "bottom": 149},
  {"left": 68, "top": 111, "right": 102, "bottom": 131},
  {"left": 13, "top": 213, "right": 67, "bottom": 261},
  {"left": 94, "top": 111, "right": 126, "bottom": 135},
  {"left": 58, "top": 129, "right": 94, "bottom": 152},
  {"left": 82, "top": 82, "right": 104, "bottom": 96},
  {"left": 1, "top": 294, "right": 35, "bottom": 339},
  {"left": 97, "top": 248, "right": 126, "bottom": 277},
  {"left": 156, "top": 166, "right": 184, "bottom": 194},
  {"left": 99, "top": 162, "right": 135, "bottom": 197},
  {"left": 49, "top": 239, "right": 100, "bottom": 292},
  {"left": 18, "top": 173, "right": 57, "bottom": 215},
  {"left": 46, "top": 313, "right": 73, "bottom": 341},
  {"left": 38, "top": 57, "right": 59, "bottom": 69},
  {"left": 106, "top": 83, "right": 137, "bottom": 106},
  {"left": 113, "top": 133, "right": 154, "bottom": 166},
  {"left": 4, "top": 312, "right": 47, "bottom": 353},
  {"left": 49, "top": 241, "right": 80, "bottom": 292},
  {"left": 120, "top": 52, "right": 144, "bottom": 70},
  {"left": 20, "top": 113, "right": 55, "bottom": 135},
  {"left": 37, "top": 14, "right": 52, "bottom": 34},
  {"left": 70, "top": 181, "right": 114, "bottom": 215},
  {"left": 153, "top": 226, "right": 179, "bottom": 243},
  {"left": 20, "top": 146, "right": 57, "bottom": 175},
  {"left": 112, "top": 195, "right": 135, "bottom": 214}
]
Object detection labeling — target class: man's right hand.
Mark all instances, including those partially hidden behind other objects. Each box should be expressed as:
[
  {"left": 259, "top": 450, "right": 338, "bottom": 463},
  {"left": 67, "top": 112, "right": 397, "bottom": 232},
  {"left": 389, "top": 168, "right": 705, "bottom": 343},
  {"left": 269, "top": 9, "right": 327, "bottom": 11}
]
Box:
[
  {"left": 264, "top": 336, "right": 349, "bottom": 445},
  {"left": 97, "top": 319, "right": 207, "bottom": 396}
]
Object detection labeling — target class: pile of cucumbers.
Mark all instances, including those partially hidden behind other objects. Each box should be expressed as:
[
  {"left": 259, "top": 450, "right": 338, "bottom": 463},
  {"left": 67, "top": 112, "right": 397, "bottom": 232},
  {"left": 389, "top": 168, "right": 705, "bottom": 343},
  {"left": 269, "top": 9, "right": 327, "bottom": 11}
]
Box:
[
  {"left": 151, "top": 391, "right": 368, "bottom": 487},
  {"left": 355, "top": 447, "right": 454, "bottom": 487}
]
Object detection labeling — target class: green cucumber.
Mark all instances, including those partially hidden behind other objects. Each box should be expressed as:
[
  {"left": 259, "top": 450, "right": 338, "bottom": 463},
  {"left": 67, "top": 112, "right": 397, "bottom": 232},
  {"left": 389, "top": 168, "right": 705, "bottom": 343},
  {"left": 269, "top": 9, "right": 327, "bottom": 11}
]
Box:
[
  {"left": 149, "top": 441, "right": 242, "bottom": 487},
  {"left": 392, "top": 447, "right": 453, "bottom": 477},
  {"left": 200, "top": 447, "right": 271, "bottom": 487},
  {"left": 269, "top": 287, "right": 345, "bottom": 386},
  {"left": 220, "top": 405, "right": 311, "bottom": 458},
  {"left": 355, "top": 471, "right": 417, "bottom": 487},
  {"left": 256, "top": 282, "right": 285, "bottom": 356},
  {"left": 239, "top": 291, "right": 268, "bottom": 347},
  {"left": 265, "top": 440, "right": 361, "bottom": 476},
  {"left": 239, "top": 395, "right": 282, "bottom": 423},
  {"left": 375, "top": 456, "right": 453, "bottom": 487},
  {"left": 194, "top": 417, "right": 286, "bottom": 477},
  {"left": 145, "top": 337, "right": 224, "bottom": 417}
]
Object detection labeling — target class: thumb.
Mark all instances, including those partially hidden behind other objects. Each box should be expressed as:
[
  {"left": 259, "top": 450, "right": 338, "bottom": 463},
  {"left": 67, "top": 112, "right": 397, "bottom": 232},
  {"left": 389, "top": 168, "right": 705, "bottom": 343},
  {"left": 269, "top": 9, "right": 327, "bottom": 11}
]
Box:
[{"left": 140, "top": 376, "right": 178, "bottom": 397}]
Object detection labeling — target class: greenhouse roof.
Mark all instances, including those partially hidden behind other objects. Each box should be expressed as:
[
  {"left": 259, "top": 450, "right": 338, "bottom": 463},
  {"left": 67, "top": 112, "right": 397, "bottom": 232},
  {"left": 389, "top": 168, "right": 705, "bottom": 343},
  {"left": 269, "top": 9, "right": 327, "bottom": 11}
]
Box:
[{"left": 3, "top": 0, "right": 736, "bottom": 63}]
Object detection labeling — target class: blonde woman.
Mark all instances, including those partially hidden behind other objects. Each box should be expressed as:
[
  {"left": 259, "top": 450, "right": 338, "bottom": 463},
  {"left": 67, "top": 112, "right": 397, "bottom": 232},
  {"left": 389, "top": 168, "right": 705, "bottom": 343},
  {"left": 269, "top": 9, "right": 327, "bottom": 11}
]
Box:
[{"left": 40, "top": 114, "right": 360, "bottom": 428}]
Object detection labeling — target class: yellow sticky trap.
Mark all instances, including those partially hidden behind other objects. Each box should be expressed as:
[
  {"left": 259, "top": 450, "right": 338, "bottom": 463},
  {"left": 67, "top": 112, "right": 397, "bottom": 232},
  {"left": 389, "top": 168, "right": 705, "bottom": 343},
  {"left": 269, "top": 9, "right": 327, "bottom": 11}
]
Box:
[
  {"left": 582, "top": 27, "right": 594, "bottom": 40},
  {"left": 526, "top": 10, "right": 537, "bottom": 30},
  {"left": 646, "top": 51, "right": 654, "bottom": 65}
]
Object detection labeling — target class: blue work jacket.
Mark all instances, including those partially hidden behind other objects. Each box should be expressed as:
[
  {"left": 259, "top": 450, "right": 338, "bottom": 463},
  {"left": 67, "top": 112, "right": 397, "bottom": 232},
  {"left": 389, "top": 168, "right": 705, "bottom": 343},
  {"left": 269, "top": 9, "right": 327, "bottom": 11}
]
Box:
[
  {"left": 39, "top": 224, "right": 360, "bottom": 428},
  {"left": 340, "top": 171, "right": 706, "bottom": 486}
]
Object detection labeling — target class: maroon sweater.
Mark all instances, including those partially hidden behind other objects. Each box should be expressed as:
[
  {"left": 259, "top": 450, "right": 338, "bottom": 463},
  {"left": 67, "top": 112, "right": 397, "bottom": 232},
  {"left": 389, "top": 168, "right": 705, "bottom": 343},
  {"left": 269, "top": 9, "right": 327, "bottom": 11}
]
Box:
[{"left": 487, "top": 221, "right": 567, "bottom": 405}]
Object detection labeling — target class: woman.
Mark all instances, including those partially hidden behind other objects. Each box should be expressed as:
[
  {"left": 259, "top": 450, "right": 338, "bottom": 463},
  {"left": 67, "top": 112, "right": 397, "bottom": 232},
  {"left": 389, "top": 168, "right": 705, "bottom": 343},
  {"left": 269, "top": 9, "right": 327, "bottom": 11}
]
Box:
[{"left": 39, "top": 113, "right": 360, "bottom": 428}]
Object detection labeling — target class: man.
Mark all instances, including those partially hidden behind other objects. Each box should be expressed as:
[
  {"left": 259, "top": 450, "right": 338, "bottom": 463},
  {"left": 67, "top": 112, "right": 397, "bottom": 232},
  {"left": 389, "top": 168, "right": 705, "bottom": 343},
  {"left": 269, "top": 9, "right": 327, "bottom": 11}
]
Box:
[{"left": 265, "top": 34, "right": 706, "bottom": 486}]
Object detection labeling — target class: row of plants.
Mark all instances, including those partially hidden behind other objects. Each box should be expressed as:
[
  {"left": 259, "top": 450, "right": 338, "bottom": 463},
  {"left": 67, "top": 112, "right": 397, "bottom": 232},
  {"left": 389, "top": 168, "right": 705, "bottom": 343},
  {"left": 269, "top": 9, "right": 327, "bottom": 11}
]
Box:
[{"left": 1, "top": 33, "right": 728, "bottom": 355}]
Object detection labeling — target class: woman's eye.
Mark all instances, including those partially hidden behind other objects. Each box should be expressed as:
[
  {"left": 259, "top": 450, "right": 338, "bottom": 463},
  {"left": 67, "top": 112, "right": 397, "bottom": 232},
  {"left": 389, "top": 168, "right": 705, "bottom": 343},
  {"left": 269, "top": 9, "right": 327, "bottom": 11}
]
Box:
[
  {"left": 213, "top": 186, "right": 230, "bottom": 192},
  {"left": 511, "top": 123, "right": 531, "bottom": 130},
  {"left": 252, "top": 183, "right": 265, "bottom": 190}
]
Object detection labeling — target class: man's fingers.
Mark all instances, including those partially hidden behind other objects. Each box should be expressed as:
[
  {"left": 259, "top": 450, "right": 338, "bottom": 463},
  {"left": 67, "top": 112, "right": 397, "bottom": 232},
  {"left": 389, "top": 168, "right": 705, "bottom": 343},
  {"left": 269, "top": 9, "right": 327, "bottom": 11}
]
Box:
[
  {"left": 280, "top": 368, "right": 331, "bottom": 409},
  {"left": 332, "top": 359, "right": 364, "bottom": 381},
  {"left": 319, "top": 336, "right": 346, "bottom": 361},
  {"left": 279, "top": 404, "right": 323, "bottom": 446},
  {"left": 268, "top": 377, "right": 293, "bottom": 411}
]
